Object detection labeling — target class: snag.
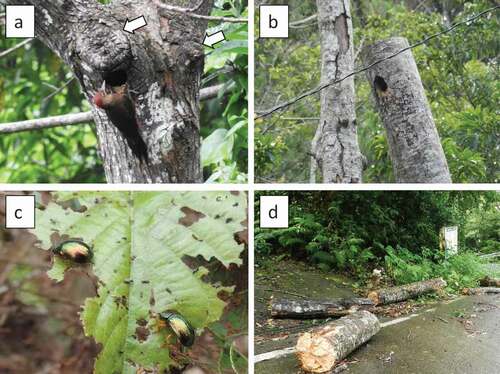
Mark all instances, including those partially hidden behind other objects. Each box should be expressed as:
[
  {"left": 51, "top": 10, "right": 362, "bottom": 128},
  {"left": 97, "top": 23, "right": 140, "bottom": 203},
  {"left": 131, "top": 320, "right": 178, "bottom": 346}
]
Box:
[
  {"left": 271, "top": 298, "right": 374, "bottom": 319},
  {"left": 296, "top": 310, "right": 380, "bottom": 373},
  {"left": 362, "top": 37, "right": 451, "bottom": 183},
  {"left": 368, "top": 278, "right": 446, "bottom": 305}
]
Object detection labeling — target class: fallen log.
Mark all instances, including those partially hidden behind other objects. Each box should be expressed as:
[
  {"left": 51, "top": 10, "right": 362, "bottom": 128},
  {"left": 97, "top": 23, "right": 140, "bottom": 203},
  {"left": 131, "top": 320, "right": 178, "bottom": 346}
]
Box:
[
  {"left": 368, "top": 278, "right": 446, "bottom": 305},
  {"left": 271, "top": 298, "right": 375, "bottom": 319},
  {"left": 462, "top": 287, "right": 500, "bottom": 295},
  {"left": 296, "top": 310, "right": 380, "bottom": 373},
  {"left": 479, "top": 276, "right": 500, "bottom": 288}
]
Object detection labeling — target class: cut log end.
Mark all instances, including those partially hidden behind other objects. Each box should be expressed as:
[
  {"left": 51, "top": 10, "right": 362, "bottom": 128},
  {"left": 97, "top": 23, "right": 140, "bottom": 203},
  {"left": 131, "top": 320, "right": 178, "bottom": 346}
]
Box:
[
  {"left": 296, "top": 310, "right": 380, "bottom": 373},
  {"left": 367, "top": 290, "right": 379, "bottom": 305},
  {"left": 479, "top": 276, "right": 500, "bottom": 288},
  {"left": 296, "top": 332, "right": 338, "bottom": 373}
]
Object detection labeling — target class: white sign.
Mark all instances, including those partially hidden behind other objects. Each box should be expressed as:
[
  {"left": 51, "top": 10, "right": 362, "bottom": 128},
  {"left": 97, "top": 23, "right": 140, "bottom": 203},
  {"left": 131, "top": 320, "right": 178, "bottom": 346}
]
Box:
[
  {"left": 260, "top": 196, "right": 288, "bottom": 228},
  {"left": 5, "top": 5, "right": 35, "bottom": 38},
  {"left": 5, "top": 195, "right": 36, "bottom": 229},
  {"left": 441, "top": 226, "right": 458, "bottom": 257}
]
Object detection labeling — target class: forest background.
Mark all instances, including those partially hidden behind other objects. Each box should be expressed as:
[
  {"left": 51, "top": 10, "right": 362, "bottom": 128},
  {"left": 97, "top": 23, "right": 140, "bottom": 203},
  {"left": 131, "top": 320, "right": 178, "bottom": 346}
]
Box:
[
  {"left": 255, "top": 191, "right": 500, "bottom": 292},
  {"left": 0, "top": 0, "right": 248, "bottom": 183},
  {"left": 255, "top": 0, "right": 499, "bottom": 183}
]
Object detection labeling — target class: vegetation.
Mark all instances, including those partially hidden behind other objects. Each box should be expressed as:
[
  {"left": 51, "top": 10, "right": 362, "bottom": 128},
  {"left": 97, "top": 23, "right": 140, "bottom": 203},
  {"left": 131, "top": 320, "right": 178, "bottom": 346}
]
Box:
[
  {"left": 255, "top": 191, "right": 500, "bottom": 292},
  {"left": 0, "top": 191, "right": 248, "bottom": 373},
  {"left": 255, "top": 0, "right": 499, "bottom": 183},
  {"left": 0, "top": 0, "right": 248, "bottom": 183}
]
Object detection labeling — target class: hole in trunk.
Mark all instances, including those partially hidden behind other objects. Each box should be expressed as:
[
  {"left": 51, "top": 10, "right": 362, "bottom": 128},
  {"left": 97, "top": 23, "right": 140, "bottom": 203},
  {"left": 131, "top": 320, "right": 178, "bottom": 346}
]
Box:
[
  {"left": 374, "top": 76, "right": 388, "bottom": 92},
  {"left": 103, "top": 69, "right": 128, "bottom": 86}
]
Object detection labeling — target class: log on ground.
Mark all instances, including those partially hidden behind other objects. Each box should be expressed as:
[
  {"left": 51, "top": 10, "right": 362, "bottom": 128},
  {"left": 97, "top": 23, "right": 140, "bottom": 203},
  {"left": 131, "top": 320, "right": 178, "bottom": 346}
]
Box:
[
  {"left": 296, "top": 310, "right": 380, "bottom": 373},
  {"left": 462, "top": 287, "right": 500, "bottom": 295},
  {"left": 479, "top": 276, "right": 500, "bottom": 287},
  {"left": 368, "top": 278, "right": 446, "bottom": 305},
  {"left": 271, "top": 298, "right": 374, "bottom": 319}
]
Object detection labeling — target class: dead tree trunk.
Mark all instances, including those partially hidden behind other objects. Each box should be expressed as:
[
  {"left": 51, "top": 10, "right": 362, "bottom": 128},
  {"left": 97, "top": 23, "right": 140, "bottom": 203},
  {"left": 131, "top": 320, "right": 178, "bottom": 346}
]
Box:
[
  {"left": 479, "top": 276, "right": 500, "bottom": 287},
  {"left": 362, "top": 37, "right": 451, "bottom": 183},
  {"left": 296, "top": 310, "right": 380, "bottom": 373},
  {"left": 311, "top": 0, "right": 363, "bottom": 183},
  {"left": 368, "top": 278, "right": 446, "bottom": 305},
  {"left": 6, "top": 0, "right": 213, "bottom": 183},
  {"left": 463, "top": 287, "right": 500, "bottom": 295},
  {"left": 271, "top": 298, "right": 374, "bottom": 319}
]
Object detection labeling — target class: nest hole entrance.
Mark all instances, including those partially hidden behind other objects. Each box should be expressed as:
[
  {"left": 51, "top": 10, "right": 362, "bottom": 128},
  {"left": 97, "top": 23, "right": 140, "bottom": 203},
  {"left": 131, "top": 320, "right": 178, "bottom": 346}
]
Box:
[
  {"left": 374, "top": 76, "right": 388, "bottom": 92},
  {"left": 103, "top": 69, "right": 128, "bottom": 87}
]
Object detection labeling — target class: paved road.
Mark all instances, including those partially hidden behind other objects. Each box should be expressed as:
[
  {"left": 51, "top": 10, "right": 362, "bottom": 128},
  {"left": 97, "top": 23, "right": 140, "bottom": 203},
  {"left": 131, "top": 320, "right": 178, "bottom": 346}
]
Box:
[{"left": 255, "top": 294, "right": 500, "bottom": 374}]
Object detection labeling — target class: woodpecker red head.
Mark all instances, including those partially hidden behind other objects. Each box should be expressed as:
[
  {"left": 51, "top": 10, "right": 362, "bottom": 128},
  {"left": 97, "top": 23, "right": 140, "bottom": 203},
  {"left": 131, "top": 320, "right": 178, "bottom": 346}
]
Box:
[
  {"left": 93, "top": 81, "right": 115, "bottom": 109},
  {"left": 93, "top": 91, "right": 105, "bottom": 108}
]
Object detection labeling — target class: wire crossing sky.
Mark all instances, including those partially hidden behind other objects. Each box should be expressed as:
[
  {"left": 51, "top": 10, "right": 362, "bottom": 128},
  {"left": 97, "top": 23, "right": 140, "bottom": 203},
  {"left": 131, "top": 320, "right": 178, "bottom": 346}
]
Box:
[{"left": 255, "top": 5, "right": 500, "bottom": 119}]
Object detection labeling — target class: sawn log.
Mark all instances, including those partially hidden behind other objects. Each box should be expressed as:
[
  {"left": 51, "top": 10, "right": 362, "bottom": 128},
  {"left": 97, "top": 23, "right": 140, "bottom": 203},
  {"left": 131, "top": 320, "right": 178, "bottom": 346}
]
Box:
[
  {"left": 368, "top": 278, "right": 446, "bottom": 305},
  {"left": 271, "top": 298, "right": 374, "bottom": 319},
  {"left": 462, "top": 287, "right": 500, "bottom": 295},
  {"left": 479, "top": 276, "right": 500, "bottom": 288},
  {"left": 296, "top": 310, "right": 380, "bottom": 373}
]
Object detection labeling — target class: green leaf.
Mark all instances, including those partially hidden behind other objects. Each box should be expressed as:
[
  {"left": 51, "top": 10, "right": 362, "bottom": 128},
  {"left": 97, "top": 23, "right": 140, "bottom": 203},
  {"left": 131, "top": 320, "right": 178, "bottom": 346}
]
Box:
[
  {"left": 30, "top": 191, "right": 247, "bottom": 373},
  {"left": 201, "top": 129, "right": 234, "bottom": 166}
]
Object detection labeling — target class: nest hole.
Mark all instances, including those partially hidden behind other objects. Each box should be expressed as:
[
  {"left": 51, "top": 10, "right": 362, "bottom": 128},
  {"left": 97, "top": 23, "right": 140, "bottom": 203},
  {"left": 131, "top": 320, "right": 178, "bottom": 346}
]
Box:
[
  {"left": 103, "top": 69, "right": 128, "bottom": 87},
  {"left": 374, "top": 76, "right": 388, "bottom": 92}
]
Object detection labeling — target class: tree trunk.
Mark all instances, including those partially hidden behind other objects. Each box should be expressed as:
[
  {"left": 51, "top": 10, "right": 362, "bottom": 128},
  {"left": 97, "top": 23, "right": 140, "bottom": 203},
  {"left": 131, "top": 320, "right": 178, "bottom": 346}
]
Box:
[
  {"left": 270, "top": 298, "right": 374, "bottom": 319},
  {"left": 6, "top": 0, "right": 213, "bottom": 183},
  {"left": 311, "top": 0, "right": 363, "bottom": 183},
  {"left": 362, "top": 37, "right": 452, "bottom": 183},
  {"left": 368, "top": 278, "right": 447, "bottom": 305},
  {"left": 296, "top": 310, "right": 380, "bottom": 373},
  {"left": 462, "top": 287, "right": 500, "bottom": 295},
  {"left": 479, "top": 276, "right": 500, "bottom": 287}
]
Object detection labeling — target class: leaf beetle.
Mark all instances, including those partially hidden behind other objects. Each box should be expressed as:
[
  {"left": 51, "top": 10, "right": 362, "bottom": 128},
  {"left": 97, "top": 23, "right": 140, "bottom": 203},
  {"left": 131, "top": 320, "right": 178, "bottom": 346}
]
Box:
[{"left": 159, "top": 311, "right": 195, "bottom": 347}]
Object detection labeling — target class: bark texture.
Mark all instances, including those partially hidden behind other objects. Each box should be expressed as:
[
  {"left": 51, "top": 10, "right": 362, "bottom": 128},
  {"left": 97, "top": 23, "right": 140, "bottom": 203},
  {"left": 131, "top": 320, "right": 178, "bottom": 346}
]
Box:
[
  {"left": 271, "top": 298, "right": 374, "bottom": 319},
  {"left": 362, "top": 37, "right": 452, "bottom": 183},
  {"left": 462, "top": 287, "right": 500, "bottom": 295},
  {"left": 368, "top": 278, "right": 446, "bottom": 305},
  {"left": 5, "top": 0, "right": 214, "bottom": 183},
  {"left": 311, "top": 0, "right": 363, "bottom": 183},
  {"left": 296, "top": 310, "right": 380, "bottom": 373},
  {"left": 479, "top": 276, "right": 500, "bottom": 287}
]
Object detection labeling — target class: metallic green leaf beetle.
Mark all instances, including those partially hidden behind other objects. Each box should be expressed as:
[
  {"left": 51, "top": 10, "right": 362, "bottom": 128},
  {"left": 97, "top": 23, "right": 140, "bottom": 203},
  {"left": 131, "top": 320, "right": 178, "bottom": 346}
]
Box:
[
  {"left": 52, "top": 240, "right": 92, "bottom": 263},
  {"left": 159, "top": 311, "right": 195, "bottom": 347}
]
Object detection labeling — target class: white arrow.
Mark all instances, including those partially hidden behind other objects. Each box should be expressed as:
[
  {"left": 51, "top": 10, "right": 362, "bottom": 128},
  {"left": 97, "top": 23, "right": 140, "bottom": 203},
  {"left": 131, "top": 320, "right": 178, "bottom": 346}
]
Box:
[
  {"left": 123, "top": 16, "right": 147, "bottom": 34},
  {"left": 203, "top": 31, "right": 226, "bottom": 48}
]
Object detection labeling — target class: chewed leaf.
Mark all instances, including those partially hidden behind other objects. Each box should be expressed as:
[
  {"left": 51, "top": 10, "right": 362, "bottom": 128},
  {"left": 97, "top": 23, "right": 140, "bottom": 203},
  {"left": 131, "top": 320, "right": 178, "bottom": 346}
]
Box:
[{"left": 30, "top": 191, "right": 247, "bottom": 372}]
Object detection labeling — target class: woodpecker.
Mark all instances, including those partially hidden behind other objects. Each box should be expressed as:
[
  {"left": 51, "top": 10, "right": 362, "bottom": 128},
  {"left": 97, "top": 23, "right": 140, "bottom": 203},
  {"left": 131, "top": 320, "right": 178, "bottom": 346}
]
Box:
[{"left": 93, "top": 82, "right": 148, "bottom": 162}]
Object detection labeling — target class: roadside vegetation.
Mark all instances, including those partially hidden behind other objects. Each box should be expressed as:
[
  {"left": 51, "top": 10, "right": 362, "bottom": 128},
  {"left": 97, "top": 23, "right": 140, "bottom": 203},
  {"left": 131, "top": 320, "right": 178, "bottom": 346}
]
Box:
[{"left": 255, "top": 191, "right": 499, "bottom": 294}]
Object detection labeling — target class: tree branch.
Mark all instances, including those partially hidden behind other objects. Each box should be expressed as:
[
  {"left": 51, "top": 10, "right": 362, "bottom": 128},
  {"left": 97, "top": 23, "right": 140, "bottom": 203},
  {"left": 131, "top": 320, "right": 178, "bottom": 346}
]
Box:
[
  {"left": 0, "top": 112, "right": 94, "bottom": 134},
  {"left": 290, "top": 14, "right": 317, "bottom": 28},
  {"left": 0, "top": 38, "right": 34, "bottom": 59},
  {"left": 154, "top": 0, "right": 247, "bottom": 23},
  {"left": 0, "top": 84, "right": 225, "bottom": 134}
]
